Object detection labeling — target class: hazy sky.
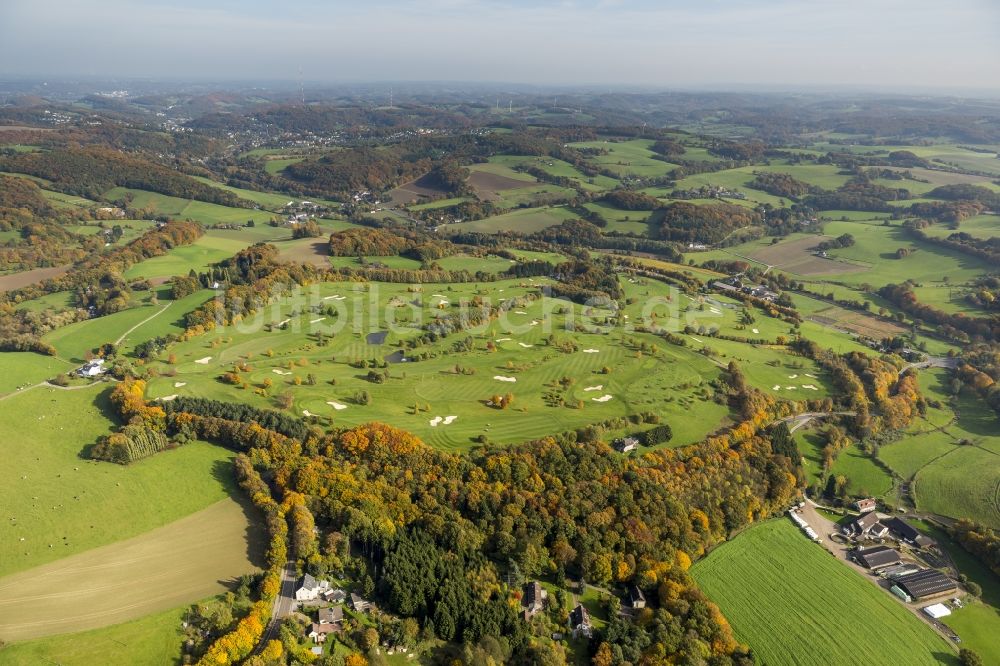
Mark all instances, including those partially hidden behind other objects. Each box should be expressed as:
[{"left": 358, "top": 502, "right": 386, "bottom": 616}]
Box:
[{"left": 2, "top": 0, "right": 999, "bottom": 91}]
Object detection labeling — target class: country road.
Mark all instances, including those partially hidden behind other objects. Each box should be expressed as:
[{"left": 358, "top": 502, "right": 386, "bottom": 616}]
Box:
[{"left": 253, "top": 561, "right": 297, "bottom": 655}]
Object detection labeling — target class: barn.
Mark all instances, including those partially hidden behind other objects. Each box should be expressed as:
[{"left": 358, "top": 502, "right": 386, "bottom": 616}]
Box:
[
  {"left": 893, "top": 570, "right": 957, "bottom": 600},
  {"left": 853, "top": 545, "right": 902, "bottom": 570}
]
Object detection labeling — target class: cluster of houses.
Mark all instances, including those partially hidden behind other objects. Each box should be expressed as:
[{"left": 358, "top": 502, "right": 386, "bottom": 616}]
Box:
[
  {"left": 520, "top": 580, "right": 647, "bottom": 641},
  {"left": 295, "top": 574, "right": 371, "bottom": 645},
  {"left": 711, "top": 276, "right": 780, "bottom": 303},
  {"left": 841, "top": 511, "right": 936, "bottom": 550}
]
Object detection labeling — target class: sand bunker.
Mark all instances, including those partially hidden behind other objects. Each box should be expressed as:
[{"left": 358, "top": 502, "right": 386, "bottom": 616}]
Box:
[
  {"left": 752, "top": 328, "right": 760, "bottom": 334},
  {"left": 194, "top": 356, "right": 211, "bottom": 364},
  {"left": 429, "top": 416, "right": 443, "bottom": 427},
  {"left": 805, "top": 373, "right": 816, "bottom": 378},
  {"left": 785, "top": 386, "right": 797, "bottom": 390},
  {"left": 174, "top": 382, "right": 186, "bottom": 388},
  {"left": 310, "top": 317, "right": 326, "bottom": 324},
  {"left": 326, "top": 401, "right": 348, "bottom": 410},
  {"left": 160, "top": 394, "right": 178, "bottom": 401},
  {"left": 518, "top": 342, "right": 533, "bottom": 348},
  {"left": 443, "top": 415, "right": 458, "bottom": 425},
  {"left": 494, "top": 375, "right": 517, "bottom": 382},
  {"left": 530, "top": 320, "right": 539, "bottom": 326},
  {"left": 582, "top": 349, "right": 599, "bottom": 353},
  {"left": 276, "top": 318, "right": 290, "bottom": 327},
  {"left": 302, "top": 410, "right": 315, "bottom": 417},
  {"left": 583, "top": 385, "right": 603, "bottom": 392},
  {"left": 802, "top": 384, "right": 819, "bottom": 391},
  {"left": 515, "top": 310, "right": 528, "bottom": 315},
  {"left": 496, "top": 337, "right": 512, "bottom": 342},
  {"left": 772, "top": 385, "right": 781, "bottom": 391},
  {"left": 272, "top": 369, "right": 291, "bottom": 375},
  {"left": 788, "top": 374, "right": 798, "bottom": 379},
  {"left": 591, "top": 394, "right": 613, "bottom": 403}
]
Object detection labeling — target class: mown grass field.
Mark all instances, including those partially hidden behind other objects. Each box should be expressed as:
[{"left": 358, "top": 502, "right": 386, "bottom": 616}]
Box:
[
  {"left": 123, "top": 235, "right": 249, "bottom": 280},
  {"left": 692, "top": 520, "right": 955, "bottom": 666},
  {"left": 0, "top": 497, "right": 261, "bottom": 641},
  {"left": 0, "top": 386, "right": 240, "bottom": 578},
  {"left": 444, "top": 205, "right": 577, "bottom": 234},
  {"left": 140, "top": 277, "right": 735, "bottom": 450},
  {"left": 0, "top": 352, "right": 75, "bottom": 394}
]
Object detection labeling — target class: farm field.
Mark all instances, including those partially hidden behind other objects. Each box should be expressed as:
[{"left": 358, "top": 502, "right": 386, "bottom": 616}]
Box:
[
  {"left": 0, "top": 597, "right": 193, "bottom": 666},
  {"left": 122, "top": 234, "right": 249, "bottom": 280},
  {"left": 0, "top": 497, "right": 261, "bottom": 641},
  {"left": 0, "top": 264, "right": 72, "bottom": 291},
  {"left": 0, "top": 386, "right": 240, "bottom": 578},
  {"left": 102, "top": 187, "right": 275, "bottom": 226},
  {"left": 443, "top": 205, "right": 577, "bottom": 234},
  {"left": 692, "top": 520, "right": 954, "bottom": 666}
]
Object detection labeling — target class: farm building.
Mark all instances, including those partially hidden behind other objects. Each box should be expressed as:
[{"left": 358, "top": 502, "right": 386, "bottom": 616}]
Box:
[
  {"left": 881, "top": 563, "right": 921, "bottom": 579},
  {"left": 922, "top": 603, "right": 952, "bottom": 619},
  {"left": 853, "top": 545, "right": 902, "bottom": 570},
  {"left": 76, "top": 359, "right": 106, "bottom": 377},
  {"left": 843, "top": 512, "right": 889, "bottom": 539},
  {"left": 886, "top": 517, "right": 936, "bottom": 548},
  {"left": 893, "top": 570, "right": 957, "bottom": 600},
  {"left": 854, "top": 498, "right": 877, "bottom": 513}
]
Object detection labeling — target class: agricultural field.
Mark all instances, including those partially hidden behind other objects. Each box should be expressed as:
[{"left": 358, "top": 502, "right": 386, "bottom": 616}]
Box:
[
  {"left": 443, "top": 205, "right": 577, "bottom": 234},
  {"left": 0, "top": 597, "right": 193, "bottom": 666},
  {"left": 102, "top": 187, "right": 275, "bottom": 226},
  {"left": 692, "top": 520, "right": 954, "bottom": 666},
  {"left": 0, "top": 497, "right": 262, "bottom": 641},
  {"left": 0, "top": 386, "right": 242, "bottom": 578}
]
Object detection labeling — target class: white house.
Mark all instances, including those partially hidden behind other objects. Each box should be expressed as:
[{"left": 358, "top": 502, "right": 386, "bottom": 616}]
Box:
[
  {"left": 295, "top": 574, "right": 330, "bottom": 601},
  {"left": 77, "top": 359, "right": 106, "bottom": 378}
]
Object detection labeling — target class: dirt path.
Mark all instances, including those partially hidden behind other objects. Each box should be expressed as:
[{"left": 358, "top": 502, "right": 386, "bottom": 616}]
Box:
[{"left": 114, "top": 302, "right": 173, "bottom": 346}]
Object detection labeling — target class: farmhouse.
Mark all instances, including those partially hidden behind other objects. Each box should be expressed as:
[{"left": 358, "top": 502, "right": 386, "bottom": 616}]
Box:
[
  {"left": 628, "top": 585, "right": 646, "bottom": 609},
  {"left": 842, "top": 512, "right": 889, "bottom": 539},
  {"left": 318, "top": 605, "right": 343, "bottom": 626},
  {"left": 853, "top": 545, "right": 902, "bottom": 570},
  {"left": 853, "top": 498, "right": 878, "bottom": 513},
  {"left": 569, "top": 603, "right": 592, "bottom": 638},
  {"left": 614, "top": 437, "right": 639, "bottom": 453},
  {"left": 295, "top": 574, "right": 330, "bottom": 601},
  {"left": 892, "top": 570, "right": 957, "bottom": 600},
  {"left": 76, "top": 359, "right": 106, "bottom": 377},
  {"left": 322, "top": 588, "right": 347, "bottom": 603},
  {"left": 886, "top": 517, "right": 936, "bottom": 548},
  {"left": 521, "top": 581, "right": 547, "bottom": 619}
]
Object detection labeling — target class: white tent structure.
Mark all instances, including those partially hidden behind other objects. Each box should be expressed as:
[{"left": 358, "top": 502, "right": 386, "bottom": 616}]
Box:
[{"left": 922, "top": 603, "right": 951, "bottom": 619}]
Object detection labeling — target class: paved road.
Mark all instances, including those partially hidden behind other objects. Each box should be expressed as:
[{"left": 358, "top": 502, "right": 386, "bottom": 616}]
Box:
[
  {"left": 772, "top": 411, "right": 856, "bottom": 433},
  {"left": 253, "top": 561, "right": 297, "bottom": 655},
  {"left": 900, "top": 355, "right": 960, "bottom": 376}
]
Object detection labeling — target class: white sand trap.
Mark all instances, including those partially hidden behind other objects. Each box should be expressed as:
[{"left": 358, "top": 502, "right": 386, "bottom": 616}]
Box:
[
  {"left": 785, "top": 386, "right": 797, "bottom": 390},
  {"left": 272, "top": 369, "right": 291, "bottom": 376},
  {"left": 326, "top": 401, "right": 348, "bottom": 410},
  {"left": 494, "top": 375, "right": 517, "bottom": 382},
  {"left": 194, "top": 356, "right": 212, "bottom": 364},
  {"left": 772, "top": 385, "right": 781, "bottom": 391},
  {"left": 160, "top": 394, "right": 178, "bottom": 401},
  {"left": 805, "top": 373, "right": 817, "bottom": 378},
  {"left": 277, "top": 318, "right": 290, "bottom": 327},
  {"left": 591, "top": 394, "right": 613, "bottom": 403},
  {"left": 333, "top": 296, "right": 346, "bottom": 301},
  {"left": 530, "top": 320, "right": 539, "bottom": 326},
  {"left": 437, "top": 299, "right": 449, "bottom": 306},
  {"left": 583, "top": 385, "right": 603, "bottom": 392},
  {"left": 802, "top": 384, "right": 819, "bottom": 391},
  {"left": 752, "top": 328, "right": 760, "bottom": 334},
  {"left": 515, "top": 310, "right": 528, "bottom": 314},
  {"left": 443, "top": 415, "right": 458, "bottom": 425},
  {"left": 495, "top": 338, "right": 512, "bottom": 342},
  {"left": 302, "top": 410, "right": 315, "bottom": 417},
  {"left": 518, "top": 342, "right": 533, "bottom": 348},
  {"left": 498, "top": 289, "right": 504, "bottom": 292},
  {"left": 432, "top": 294, "right": 445, "bottom": 298},
  {"left": 174, "top": 382, "right": 186, "bottom": 388},
  {"left": 582, "top": 349, "right": 599, "bottom": 353},
  {"left": 689, "top": 337, "right": 703, "bottom": 343},
  {"left": 310, "top": 317, "right": 326, "bottom": 324},
  {"left": 429, "top": 416, "right": 443, "bottom": 427},
  {"left": 788, "top": 374, "right": 798, "bottom": 379},
  {"left": 624, "top": 315, "right": 629, "bottom": 319},
  {"left": 709, "top": 308, "right": 721, "bottom": 314}
]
